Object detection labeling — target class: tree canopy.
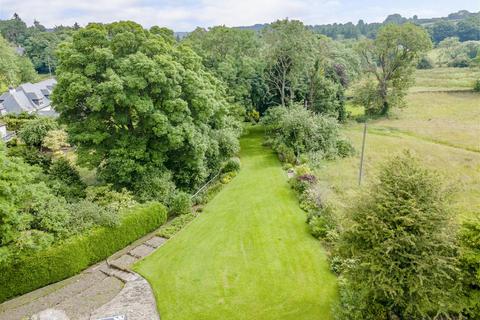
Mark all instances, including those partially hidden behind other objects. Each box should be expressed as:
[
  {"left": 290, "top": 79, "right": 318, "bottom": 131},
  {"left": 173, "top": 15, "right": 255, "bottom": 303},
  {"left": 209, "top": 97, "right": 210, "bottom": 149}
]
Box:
[
  {"left": 52, "top": 21, "right": 241, "bottom": 191},
  {"left": 355, "top": 23, "right": 431, "bottom": 115}
]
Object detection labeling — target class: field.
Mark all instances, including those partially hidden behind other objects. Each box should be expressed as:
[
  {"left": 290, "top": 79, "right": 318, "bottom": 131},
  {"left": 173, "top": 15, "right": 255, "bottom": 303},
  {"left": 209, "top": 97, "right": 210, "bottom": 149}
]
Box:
[
  {"left": 318, "top": 68, "right": 480, "bottom": 222},
  {"left": 411, "top": 67, "right": 480, "bottom": 92},
  {"left": 134, "top": 127, "right": 338, "bottom": 320}
]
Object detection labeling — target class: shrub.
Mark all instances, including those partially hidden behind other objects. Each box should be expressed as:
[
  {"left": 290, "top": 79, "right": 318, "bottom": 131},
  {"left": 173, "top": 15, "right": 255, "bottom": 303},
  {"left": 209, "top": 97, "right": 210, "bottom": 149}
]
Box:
[
  {"left": 458, "top": 220, "right": 480, "bottom": 318},
  {"left": 336, "top": 138, "right": 356, "bottom": 158},
  {"left": 85, "top": 185, "right": 137, "bottom": 213},
  {"left": 132, "top": 169, "right": 176, "bottom": 203},
  {"left": 448, "top": 55, "right": 470, "bottom": 68},
  {"left": 337, "top": 152, "right": 461, "bottom": 319},
  {"left": 7, "top": 145, "right": 52, "bottom": 170},
  {"left": 220, "top": 171, "right": 237, "bottom": 184},
  {"left": 223, "top": 157, "right": 241, "bottom": 173},
  {"left": 168, "top": 191, "right": 192, "bottom": 216},
  {"left": 474, "top": 79, "right": 480, "bottom": 92},
  {"left": 307, "top": 205, "right": 336, "bottom": 240},
  {"left": 68, "top": 200, "right": 119, "bottom": 233},
  {"left": 416, "top": 56, "right": 434, "bottom": 69},
  {"left": 0, "top": 202, "right": 167, "bottom": 302},
  {"left": 294, "top": 164, "right": 312, "bottom": 176},
  {"left": 42, "top": 129, "right": 70, "bottom": 154},
  {"left": 157, "top": 211, "right": 198, "bottom": 239},
  {"left": 18, "top": 117, "right": 58, "bottom": 148},
  {"left": 48, "top": 158, "right": 86, "bottom": 200},
  {"left": 261, "top": 104, "right": 353, "bottom": 163}
]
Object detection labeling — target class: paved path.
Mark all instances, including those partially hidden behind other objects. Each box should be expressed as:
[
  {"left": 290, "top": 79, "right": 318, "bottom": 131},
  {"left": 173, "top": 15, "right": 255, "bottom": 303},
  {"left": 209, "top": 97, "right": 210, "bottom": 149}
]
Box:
[{"left": 0, "top": 232, "right": 167, "bottom": 320}]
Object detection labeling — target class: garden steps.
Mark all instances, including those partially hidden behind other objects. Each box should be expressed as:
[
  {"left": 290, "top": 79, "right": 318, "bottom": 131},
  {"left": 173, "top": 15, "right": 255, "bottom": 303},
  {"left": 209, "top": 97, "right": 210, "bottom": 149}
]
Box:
[{"left": 0, "top": 231, "right": 168, "bottom": 319}]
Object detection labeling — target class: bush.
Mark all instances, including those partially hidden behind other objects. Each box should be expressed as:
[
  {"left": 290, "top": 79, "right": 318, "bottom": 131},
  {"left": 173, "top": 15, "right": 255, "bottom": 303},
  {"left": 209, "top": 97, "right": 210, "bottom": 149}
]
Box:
[
  {"left": 307, "top": 205, "right": 336, "bottom": 239},
  {"left": 133, "top": 169, "right": 176, "bottom": 203},
  {"left": 474, "top": 79, "right": 480, "bottom": 92},
  {"left": 458, "top": 220, "right": 480, "bottom": 318},
  {"left": 223, "top": 157, "right": 241, "bottom": 173},
  {"left": 157, "top": 211, "right": 198, "bottom": 239},
  {"left": 416, "top": 56, "right": 434, "bottom": 69},
  {"left": 336, "top": 138, "right": 356, "bottom": 158},
  {"left": 337, "top": 152, "right": 460, "bottom": 319},
  {"left": 0, "top": 202, "right": 167, "bottom": 302},
  {"left": 68, "top": 200, "right": 119, "bottom": 233},
  {"left": 261, "top": 104, "right": 353, "bottom": 163},
  {"left": 448, "top": 55, "right": 470, "bottom": 68},
  {"left": 168, "top": 191, "right": 192, "bottom": 216},
  {"left": 18, "top": 117, "right": 58, "bottom": 148},
  {"left": 220, "top": 171, "right": 237, "bottom": 184},
  {"left": 85, "top": 185, "right": 137, "bottom": 213},
  {"left": 7, "top": 145, "right": 52, "bottom": 170},
  {"left": 48, "top": 158, "right": 86, "bottom": 200}
]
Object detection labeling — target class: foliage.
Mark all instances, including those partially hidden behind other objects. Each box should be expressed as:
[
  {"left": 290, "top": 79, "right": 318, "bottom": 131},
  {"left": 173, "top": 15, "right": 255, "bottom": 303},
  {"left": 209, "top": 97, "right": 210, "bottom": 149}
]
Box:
[
  {"left": 157, "top": 211, "right": 198, "bottom": 239},
  {"left": 0, "top": 202, "right": 167, "bottom": 303},
  {"left": 222, "top": 157, "right": 241, "bottom": 173},
  {"left": 262, "top": 19, "right": 316, "bottom": 106},
  {"left": 42, "top": 129, "right": 70, "bottom": 155},
  {"left": 437, "top": 38, "right": 480, "bottom": 67},
  {"left": 416, "top": 55, "right": 434, "bottom": 69},
  {"left": 67, "top": 200, "right": 119, "bottom": 232},
  {"left": 85, "top": 184, "right": 137, "bottom": 214},
  {"left": 0, "top": 35, "right": 36, "bottom": 90},
  {"left": 356, "top": 23, "right": 432, "bottom": 115},
  {"left": 0, "top": 112, "right": 36, "bottom": 132},
  {"left": 18, "top": 117, "right": 58, "bottom": 148},
  {"left": 458, "top": 220, "right": 480, "bottom": 318},
  {"left": 7, "top": 144, "right": 52, "bottom": 170},
  {"left": 220, "top": 171, "right": 237, "bottom": 184},
  {"left": 132, "top": 169, "right": 176, "bottom": 203},
  {"left": 184, "top": 26, "right": 264, "bottom": 110},
  {"left": 0, "top": 142, "right": 66, "bottom": 261},
  {"left": 52, "top": 21, "right": 241, "bottom": 192},
  {"left": 336, "top": 152, "right": 460, "bottom": 319},
  {"left": 47, "top": 158, "right": 86, "bottom": 200},
  {"left": 168, "top": 191, "right": 192, "bottom": 216},
  {"left": 261, "top": 104, "right": 353, "bottom": 163},
  {"left": 307, "top": 205, "right": 336, "bottom": 240},
  {"left": 474, "top": 79, "right": 480, "bottom": 92}
]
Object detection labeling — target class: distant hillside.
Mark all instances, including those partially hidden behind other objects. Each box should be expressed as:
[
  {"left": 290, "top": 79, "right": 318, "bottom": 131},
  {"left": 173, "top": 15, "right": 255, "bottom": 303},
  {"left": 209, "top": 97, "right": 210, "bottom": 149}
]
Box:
[{"left": 228, "top": 10, "right": 480, "bottom": 42}]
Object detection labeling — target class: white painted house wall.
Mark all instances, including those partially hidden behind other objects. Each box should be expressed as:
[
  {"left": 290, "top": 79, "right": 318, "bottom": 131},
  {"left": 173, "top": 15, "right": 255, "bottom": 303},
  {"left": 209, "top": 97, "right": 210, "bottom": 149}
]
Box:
[{"left": 0, "top": 124, "right": 6, "bottom": 139}]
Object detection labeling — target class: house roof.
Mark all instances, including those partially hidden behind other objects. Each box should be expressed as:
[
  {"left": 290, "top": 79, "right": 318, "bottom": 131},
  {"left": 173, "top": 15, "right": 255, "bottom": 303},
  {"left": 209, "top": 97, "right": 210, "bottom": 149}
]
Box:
[{"left": 0, "top": 79, "right": 57, "bottom": 115}]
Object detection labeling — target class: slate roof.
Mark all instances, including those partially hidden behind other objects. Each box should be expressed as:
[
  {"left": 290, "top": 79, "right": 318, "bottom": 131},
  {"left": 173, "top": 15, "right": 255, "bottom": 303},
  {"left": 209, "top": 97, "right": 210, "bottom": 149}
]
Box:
[{"left": 0, "top": 79, "right": 57, "bottom": 115}]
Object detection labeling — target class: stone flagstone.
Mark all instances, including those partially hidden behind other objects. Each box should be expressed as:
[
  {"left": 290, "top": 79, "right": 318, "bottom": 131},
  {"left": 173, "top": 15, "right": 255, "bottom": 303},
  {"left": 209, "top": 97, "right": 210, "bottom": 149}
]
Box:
[
  {"left": 144, "top": 236, "right": 167, "bottom": 248},
  {"left": 128, "top": 244, "right": 154, "bottom": 259}
]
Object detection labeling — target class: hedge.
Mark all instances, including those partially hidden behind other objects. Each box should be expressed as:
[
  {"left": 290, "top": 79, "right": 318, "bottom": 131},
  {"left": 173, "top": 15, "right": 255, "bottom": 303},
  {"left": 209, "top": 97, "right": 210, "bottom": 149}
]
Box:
[{"left": 0, "top": 202, "right": 167, "bottom": 302}]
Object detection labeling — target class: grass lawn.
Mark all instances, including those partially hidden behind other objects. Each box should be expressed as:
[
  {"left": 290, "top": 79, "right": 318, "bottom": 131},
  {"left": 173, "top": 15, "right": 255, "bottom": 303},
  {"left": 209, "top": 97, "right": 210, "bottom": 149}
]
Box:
[{"left": 134, "top": 126, "right": 338, "bottom": 320}]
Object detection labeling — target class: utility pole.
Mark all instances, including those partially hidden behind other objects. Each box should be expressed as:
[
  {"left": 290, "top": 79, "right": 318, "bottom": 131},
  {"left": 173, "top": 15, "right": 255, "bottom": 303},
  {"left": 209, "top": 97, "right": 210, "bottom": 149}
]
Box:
[{"left": 358, "top": 121, "right": 367, "bottom": 186}]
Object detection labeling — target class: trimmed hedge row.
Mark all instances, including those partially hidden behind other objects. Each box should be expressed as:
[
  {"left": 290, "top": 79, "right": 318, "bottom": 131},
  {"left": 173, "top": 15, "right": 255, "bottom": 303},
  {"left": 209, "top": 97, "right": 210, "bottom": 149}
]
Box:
[{"left": 0, "top": 202, "right": 167, "bottom": 302}]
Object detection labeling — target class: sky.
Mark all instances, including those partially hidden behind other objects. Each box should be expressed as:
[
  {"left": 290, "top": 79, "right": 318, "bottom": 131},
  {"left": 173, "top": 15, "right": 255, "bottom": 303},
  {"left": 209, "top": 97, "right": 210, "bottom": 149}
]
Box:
[{"left": 0, "top": 0, "right": 479, "bottom": 31}]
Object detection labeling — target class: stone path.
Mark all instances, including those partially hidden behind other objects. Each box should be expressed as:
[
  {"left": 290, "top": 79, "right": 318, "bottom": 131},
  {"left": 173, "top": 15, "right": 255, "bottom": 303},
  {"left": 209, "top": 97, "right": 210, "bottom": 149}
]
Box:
[{"left": 0, "top": 234, "right": 168, "bottom": 320}]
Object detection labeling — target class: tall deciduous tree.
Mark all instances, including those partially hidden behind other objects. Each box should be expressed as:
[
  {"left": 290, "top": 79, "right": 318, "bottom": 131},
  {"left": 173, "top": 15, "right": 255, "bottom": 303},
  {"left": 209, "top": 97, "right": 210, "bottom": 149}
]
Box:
[
  {"left": 184, "top": 26, "right": 264, "bottom": 110},
  {"left": 356, "top": 23, "right": 431, "bottom": 115},
  {"left": 52, "top": 21, "right": 241, "bottom": 191},
  {"left": 261, "top": 19, "right": 316, "bottom": 106},
  {"left": 0, "top": 35, "right": 36, "bottom": 91}
]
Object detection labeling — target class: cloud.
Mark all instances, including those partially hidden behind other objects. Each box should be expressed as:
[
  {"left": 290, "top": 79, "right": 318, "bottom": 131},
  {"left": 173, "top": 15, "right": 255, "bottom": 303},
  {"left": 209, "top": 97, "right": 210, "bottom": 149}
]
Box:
[{"left": 0, "top": 0, "right": 478, "bottom": 31}]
